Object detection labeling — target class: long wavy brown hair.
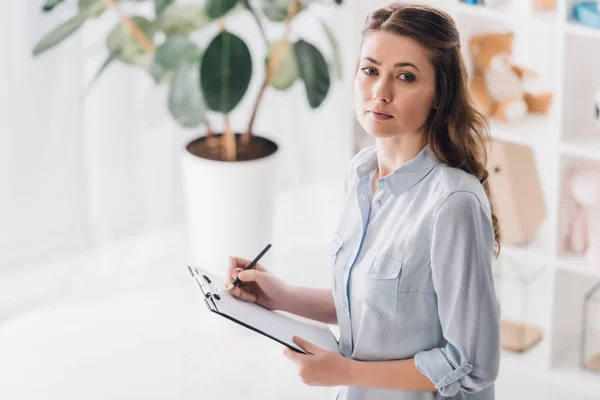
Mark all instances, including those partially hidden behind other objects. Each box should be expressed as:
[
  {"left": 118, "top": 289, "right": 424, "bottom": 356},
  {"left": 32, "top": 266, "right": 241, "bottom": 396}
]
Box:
[{"left": 362, "top": 3, "right": 501, "bottom": 258}]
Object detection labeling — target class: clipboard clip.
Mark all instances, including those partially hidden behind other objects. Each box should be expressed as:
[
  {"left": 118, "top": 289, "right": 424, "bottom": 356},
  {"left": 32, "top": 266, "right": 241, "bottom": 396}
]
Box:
[{"left": 187, "top": 265, "right": 221, "bottom": 301}]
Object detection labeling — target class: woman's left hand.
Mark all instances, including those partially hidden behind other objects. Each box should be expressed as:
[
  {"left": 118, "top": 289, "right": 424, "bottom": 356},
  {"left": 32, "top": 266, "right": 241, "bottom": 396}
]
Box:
[{"left": 283, "top": 335, "right": 352, "bottom": 387}]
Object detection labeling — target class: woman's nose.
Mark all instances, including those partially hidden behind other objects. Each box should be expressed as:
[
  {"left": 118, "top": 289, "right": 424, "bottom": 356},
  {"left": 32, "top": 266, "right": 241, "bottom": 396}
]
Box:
[{"left": 372, "top": 78, "right": 391, "bottom": 103}]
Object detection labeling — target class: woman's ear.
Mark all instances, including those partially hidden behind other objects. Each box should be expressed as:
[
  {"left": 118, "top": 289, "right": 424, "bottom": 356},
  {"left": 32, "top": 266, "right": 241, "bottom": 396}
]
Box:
[{"left": 433, "top": 95, "right": 440, "bottom": 110}]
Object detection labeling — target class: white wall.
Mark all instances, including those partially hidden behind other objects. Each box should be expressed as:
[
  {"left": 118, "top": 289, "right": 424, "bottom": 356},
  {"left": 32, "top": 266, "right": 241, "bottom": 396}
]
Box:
[
  {"left": 1, "top": 1, "right": 354, "bottom": 271},
  {"left": 0, "top": 2, "right": 88, "bottom": 269}
]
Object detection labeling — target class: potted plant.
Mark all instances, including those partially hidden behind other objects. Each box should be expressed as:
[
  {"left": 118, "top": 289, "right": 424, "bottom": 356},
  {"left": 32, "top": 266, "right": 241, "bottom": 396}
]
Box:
[{"left": 33, "top": 0, "right": 344, "bottom": 274}]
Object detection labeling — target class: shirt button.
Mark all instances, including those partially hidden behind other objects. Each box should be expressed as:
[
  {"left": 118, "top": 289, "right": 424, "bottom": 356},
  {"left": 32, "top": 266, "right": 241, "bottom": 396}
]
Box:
[
  {"left": 377, "top": 179, "right": 384, "bottom": 186},
  {"left": 360, "top": 195, "right": 366, "bottom": 201},
  {"left": 375, "top": 200, "right": 381, "bottom": 206}
]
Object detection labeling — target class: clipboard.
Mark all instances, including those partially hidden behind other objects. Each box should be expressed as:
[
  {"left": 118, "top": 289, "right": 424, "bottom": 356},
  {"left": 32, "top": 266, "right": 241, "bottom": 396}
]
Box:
[{"left": 187, "top": 265, "right": 340, "bottom": 355}]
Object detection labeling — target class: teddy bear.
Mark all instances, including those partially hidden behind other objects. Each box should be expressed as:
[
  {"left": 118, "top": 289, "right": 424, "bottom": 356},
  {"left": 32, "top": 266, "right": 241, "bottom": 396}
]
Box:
[
  {"left": 558, "top": 163, "right": 600, "bottom": 267},
  {"left": 468, "top": 32, "right": 554, "bottom": 122}
]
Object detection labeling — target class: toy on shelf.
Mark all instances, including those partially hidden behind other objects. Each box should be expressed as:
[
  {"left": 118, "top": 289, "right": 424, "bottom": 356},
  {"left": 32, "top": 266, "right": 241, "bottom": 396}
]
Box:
[
  {"left": 469, "top": 32, "right": 553, "bottom": 123},
  {"left": 558, "top": 163, "right": 600, "bottom": 266},
  {"left": 580, "top": 282, "right": 600, "bottom": 373},
  {"left": 485, "top": 139, "right": 547, "bottom": 245},
  {"left": 494, "top": 254, "right": 547, "bottom": 353},
  {"left": 573, "top": 2, "right": 600, "bottom": 30},
  {"left": 532, "top": 0, "right": 557, "bottom": 11}
]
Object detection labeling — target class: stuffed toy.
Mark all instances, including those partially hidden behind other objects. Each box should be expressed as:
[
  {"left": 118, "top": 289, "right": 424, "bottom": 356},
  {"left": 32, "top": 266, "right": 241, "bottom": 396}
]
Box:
[
  {"left": 468, "top": 32, "right": 554, "bottom": 122},
  {"left": 558, "top": 163, "right": 600, "bottom": 266}
]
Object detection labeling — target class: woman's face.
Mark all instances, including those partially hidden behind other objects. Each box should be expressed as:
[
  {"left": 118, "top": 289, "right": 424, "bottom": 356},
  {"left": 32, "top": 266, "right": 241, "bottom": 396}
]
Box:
[{"left": 354, "top": 30, "right": 437, "bottom": 139}]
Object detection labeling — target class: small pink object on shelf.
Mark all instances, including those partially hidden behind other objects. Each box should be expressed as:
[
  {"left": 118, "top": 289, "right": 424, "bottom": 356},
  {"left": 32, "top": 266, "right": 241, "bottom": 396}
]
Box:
[{"left": 559, "top": 164, "right": 600, "bottom": 266}]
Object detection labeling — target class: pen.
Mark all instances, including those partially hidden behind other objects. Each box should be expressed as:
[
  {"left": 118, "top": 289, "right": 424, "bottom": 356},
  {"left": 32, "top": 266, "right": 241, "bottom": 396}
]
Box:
[{"left": 226, "top": 243, "right": 272, "bottom": 291}]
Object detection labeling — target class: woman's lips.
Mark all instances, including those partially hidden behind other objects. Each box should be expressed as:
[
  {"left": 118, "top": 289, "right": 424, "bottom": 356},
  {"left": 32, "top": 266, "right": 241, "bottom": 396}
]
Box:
[{"left": 368, "top": 111, "right": 393, "bottom": 121}]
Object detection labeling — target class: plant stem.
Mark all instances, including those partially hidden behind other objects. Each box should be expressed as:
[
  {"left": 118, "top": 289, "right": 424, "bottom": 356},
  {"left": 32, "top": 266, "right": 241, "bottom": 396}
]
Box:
[
  {"left": 223, "top": 115, "right": 236, "bottom": 161},
  {"left": 204, "top": 119, "right": 213, "bottom": 137},
  {"left": 216, "top": 19, "right": 234, "bottom": 160},
  {"left": 242, "top": 0, "right": 300, "bottom": 146},
  {"left": 242, "top": 0, "right": 269, "bottom": 47},
  {"left": 105, "top": 0, "right": 155, "bottom": 53}
]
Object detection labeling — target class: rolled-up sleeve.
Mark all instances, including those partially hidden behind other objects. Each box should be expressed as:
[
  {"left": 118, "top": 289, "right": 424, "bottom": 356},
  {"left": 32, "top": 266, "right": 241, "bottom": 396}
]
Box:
[{"left": 414, "top": 190, "right": 501, "bottom": 397}]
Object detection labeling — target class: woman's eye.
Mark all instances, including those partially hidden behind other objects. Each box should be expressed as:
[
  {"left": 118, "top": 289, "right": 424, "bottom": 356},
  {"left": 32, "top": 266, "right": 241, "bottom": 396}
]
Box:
[
  {"left": 399, "top": 73, "right": 415, "bottom": 82},
  {"left": 361, "top": 67, "right": 377, "bottom": 76}
]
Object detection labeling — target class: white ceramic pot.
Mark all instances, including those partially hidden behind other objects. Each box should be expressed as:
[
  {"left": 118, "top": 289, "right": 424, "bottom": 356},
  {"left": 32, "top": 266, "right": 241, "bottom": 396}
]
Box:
[{"left": 181, "top": 134, "right": 279, "bottom": 277}]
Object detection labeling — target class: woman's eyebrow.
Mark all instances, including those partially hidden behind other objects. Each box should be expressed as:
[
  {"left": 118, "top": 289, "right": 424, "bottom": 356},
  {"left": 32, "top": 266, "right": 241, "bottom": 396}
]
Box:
[{"left": 363, "top": 57, "right": 420, "bottom": 72}]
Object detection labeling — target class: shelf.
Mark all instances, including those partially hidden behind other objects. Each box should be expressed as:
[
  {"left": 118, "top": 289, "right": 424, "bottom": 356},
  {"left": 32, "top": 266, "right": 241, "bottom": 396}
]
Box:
[
  {"left": 495, "top": 220, "right": 555, "bottom": 266},
  {"left": 489, "top": 114, "right": 553, "bottom": 148},
  {"left": 499, "top": 338, "right": 551, "bottom": 379},
  {"left": 561, "top": 139, "right": 600, "bottom": 161},
  {"left": 553, "top": 349, "right": 600, "bottom": 391},
  {"left": 456, "top": 3, "right": 512, "bottom": 23},
  {"left": 530, "top": 10, "right": 559, "bottom": 29},
  {"left": 566, "top": 22, "right": 600, "bottom": 40},
  {"left": 556, "top": 253, "right": 600, "bottom": 279}
]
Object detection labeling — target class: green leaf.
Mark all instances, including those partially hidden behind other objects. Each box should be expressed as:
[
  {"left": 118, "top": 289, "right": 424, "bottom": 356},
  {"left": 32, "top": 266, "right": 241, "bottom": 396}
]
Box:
[
  {"left": 149, "top": 36, "right": 199, "bottom": 84},
  {"left": 32, "top": 11, "right": 88, "bottom": 56},
  {"left": 155, "top": 0, "right": 174, "bottom": 16},
  {"left": 266, "top": 40, "right": 298, "bottom": 91},
  {"left": 258, "top": 0, "right": 291, "bottom": 22},
  {"left": 320, "top": 20, "right": 342, "bottom": 79},
  {"left": 200, "top": 31, "right": 252, "bottom": 114},
  {"left": 107, "top": 16, "right": 155, "bottom": 66},
  {"left": 205, "top": 0, "right": 238, "bottom": 19},
  {"left": 256, "top": 0, "right": 307, "bottom": 21},
  {"left": 78, "top": 0, "right": 107, "bottom": 17},
  {"left": 294, "top": 40, "right": 330, "bottom": 108},
  {"left": 157, "top": 5, "right": 211, "bottom": 36},
  {"left": 42, "top": 0, "right": 66, "bottom": 12},
  {"left": 169, "top": 59, "right": 206, "bottom": 128}
]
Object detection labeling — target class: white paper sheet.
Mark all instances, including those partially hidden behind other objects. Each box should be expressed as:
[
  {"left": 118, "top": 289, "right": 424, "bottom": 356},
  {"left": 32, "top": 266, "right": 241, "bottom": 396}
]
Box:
[{"left": 191, "top": 266, "right": 340, "bottom": 354}]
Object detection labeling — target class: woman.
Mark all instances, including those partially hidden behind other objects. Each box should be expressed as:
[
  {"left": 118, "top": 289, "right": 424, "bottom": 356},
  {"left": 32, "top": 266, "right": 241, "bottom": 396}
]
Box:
[{"left": 226, "top": 3, "right": 502, "bottom": 399}]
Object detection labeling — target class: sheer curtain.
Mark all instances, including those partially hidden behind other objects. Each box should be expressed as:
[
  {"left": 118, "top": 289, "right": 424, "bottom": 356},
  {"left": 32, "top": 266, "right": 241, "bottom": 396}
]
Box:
[{"left": 1, "top": 0, "right": 353, "bottom": 274}]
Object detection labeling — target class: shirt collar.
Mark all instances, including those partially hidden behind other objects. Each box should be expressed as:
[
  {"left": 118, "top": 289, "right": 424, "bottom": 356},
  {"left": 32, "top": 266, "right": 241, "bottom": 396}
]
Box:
[{"left": 355, "top": 144, "right": 439, "bottom": 197}]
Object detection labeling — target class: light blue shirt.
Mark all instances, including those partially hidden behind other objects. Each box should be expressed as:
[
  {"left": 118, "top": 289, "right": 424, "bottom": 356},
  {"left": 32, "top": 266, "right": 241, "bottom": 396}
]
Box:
[{"left": 330, "top": 144, "right": 501, "bottom": 400}]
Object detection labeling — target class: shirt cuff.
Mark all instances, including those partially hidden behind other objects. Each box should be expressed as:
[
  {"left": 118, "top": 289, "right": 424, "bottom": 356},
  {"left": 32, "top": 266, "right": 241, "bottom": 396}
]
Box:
[{"left": 414, "top": 348, "right": 472, "bottom": 397}]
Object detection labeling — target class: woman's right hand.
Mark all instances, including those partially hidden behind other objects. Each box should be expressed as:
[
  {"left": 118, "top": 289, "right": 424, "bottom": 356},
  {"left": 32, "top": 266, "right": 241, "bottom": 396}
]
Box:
[{"left": 225, "top": 256, "right": 291, "bottom": 311}]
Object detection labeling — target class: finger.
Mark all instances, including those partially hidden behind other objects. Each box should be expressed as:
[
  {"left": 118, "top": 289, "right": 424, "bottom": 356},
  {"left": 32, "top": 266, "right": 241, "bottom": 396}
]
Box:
[
  {"left": 230, "top": 267, "right": 243, "bottom": 281},
  {"left": 238, "top": 290, "right": 256, "bottom": 303},
  {"left": 283, "top": 346, "right": 302, "bottom": 363},
  {"left": 229, "top": 286, "right": 243, "bottom": 298},
  {"left": 229, "top": 285, "right": 252, "bottom": 298},
  {"left": 236, "top": 269, "right": 264, "bottom": 284},
  {"left": 226, "top": 257, "right": 240, "bottom": 283},
  {"left": 292, "top": 336, "right": 321, "bottom": 355},
  {"left": 232, "top": 256, "right": 266, "bottom": 273}
]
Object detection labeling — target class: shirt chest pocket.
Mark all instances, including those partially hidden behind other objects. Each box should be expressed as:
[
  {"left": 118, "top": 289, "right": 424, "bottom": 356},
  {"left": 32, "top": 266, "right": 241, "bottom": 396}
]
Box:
[{"left": 362, "top": 253, "right": 403, "bottom": 319}]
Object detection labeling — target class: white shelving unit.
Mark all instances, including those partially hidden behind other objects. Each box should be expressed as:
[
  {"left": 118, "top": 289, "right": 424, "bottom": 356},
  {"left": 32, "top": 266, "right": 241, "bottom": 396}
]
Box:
[{"left": 348, "top": 0, "right": 600, "bottom": 394}]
